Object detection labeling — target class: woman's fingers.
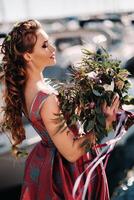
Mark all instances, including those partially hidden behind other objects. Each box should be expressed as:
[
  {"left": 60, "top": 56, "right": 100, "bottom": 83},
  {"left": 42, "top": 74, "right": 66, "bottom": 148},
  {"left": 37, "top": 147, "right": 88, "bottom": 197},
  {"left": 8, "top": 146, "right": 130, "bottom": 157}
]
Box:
[
  {"left": 114, "top": 99, "right": 120, "bottom": 113},
  {"left": 102, "top": 101, "right": 107, "bottom": 112},
  {"left": 102, "top": 94, "right": 120, "bottom": 127},
  {"left": 102, "top": 93, "right": 120, "bottom": 117},
  {"left": 111, "top": 93, "right": 119, "bottom": 105},
  {"left": 110, "top": 94, "right": 120, "bottom": 112}
]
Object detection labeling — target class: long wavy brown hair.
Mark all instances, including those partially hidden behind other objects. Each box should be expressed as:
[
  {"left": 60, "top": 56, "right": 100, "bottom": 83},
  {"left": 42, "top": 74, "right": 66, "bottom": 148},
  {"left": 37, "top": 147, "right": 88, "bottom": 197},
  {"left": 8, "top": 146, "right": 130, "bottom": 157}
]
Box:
[{"left": 0, "top": 19, "right": 41, "bottom": 152}]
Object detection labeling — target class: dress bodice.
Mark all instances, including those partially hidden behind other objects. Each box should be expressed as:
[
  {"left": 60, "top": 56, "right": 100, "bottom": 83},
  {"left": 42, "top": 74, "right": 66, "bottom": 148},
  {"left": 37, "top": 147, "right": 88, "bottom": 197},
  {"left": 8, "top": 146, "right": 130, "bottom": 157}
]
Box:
[{"left": 29, "top": 90, "right": 56, "bottom": 148}]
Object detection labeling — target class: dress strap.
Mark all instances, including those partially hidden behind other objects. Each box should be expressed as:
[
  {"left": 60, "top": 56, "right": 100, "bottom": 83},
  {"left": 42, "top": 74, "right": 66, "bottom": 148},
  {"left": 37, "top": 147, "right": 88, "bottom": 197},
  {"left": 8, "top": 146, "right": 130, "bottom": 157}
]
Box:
[{"left": 30, "top": 91, "right": 50, "bottom": 122}]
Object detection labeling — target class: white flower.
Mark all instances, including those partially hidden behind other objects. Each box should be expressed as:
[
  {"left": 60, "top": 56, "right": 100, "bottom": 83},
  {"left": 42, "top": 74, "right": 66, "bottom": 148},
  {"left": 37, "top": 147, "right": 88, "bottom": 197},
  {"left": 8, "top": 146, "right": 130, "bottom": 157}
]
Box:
[
  {"left": 103, "top": 80, "right": 114, "bottom": 91},
  {"left": 76, "top": 120, "right": 85, "bottom": 135},
  {"left": 86, "top": 71, "right": 97, "bottom": 79}
]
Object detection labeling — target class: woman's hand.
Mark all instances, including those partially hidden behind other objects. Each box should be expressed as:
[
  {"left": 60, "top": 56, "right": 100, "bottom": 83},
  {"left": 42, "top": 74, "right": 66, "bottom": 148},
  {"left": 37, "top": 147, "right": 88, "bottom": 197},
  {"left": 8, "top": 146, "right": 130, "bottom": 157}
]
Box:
[{"left": 102, "top": 93, "right": 120, "bottom": 129}]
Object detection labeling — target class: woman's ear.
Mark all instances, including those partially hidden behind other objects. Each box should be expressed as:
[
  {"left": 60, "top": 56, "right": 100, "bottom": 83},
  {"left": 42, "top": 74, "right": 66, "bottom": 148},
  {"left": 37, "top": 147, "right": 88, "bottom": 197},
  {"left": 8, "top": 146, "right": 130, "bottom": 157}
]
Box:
[{"left": 23, "top": 52, "right": 32, "bottom": 62}]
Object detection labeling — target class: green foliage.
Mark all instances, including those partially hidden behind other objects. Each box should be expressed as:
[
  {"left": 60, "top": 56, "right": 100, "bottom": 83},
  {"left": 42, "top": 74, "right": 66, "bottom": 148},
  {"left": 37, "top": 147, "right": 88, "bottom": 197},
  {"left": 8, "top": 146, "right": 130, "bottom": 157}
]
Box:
[{"left": 56, "top": 47, "right": 134, "bottom": 146}]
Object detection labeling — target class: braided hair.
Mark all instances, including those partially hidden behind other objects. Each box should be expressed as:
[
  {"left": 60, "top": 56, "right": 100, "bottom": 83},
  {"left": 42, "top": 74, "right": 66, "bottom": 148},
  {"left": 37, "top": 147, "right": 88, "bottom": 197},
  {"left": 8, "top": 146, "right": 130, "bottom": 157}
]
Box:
[{"left": 0, "top": 19, "right": 41, "bottom": 152}]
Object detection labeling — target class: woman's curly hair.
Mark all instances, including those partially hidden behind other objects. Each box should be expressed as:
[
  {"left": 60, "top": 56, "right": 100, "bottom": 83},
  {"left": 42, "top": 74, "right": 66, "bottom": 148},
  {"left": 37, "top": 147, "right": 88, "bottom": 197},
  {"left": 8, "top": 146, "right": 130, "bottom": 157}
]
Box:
[{"left": 0, "top": 19, "right": 41, "bottom": 152}]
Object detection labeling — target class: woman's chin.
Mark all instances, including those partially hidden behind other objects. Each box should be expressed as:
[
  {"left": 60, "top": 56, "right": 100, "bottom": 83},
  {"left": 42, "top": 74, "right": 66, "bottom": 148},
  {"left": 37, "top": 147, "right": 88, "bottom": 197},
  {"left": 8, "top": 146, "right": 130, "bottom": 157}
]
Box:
[{"left": 50, "top": 60, "right": 57, "bottom": 66}]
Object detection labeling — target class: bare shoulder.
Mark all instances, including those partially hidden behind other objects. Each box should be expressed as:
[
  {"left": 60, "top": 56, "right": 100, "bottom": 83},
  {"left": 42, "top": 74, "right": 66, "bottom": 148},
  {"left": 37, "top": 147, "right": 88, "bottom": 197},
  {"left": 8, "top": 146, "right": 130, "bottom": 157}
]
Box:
[
  {"left": 24, "top": 87, "right": 39, "bottom": 116},
  {"left": 40, "top": 93, "right": 60, "bottom": 119}
]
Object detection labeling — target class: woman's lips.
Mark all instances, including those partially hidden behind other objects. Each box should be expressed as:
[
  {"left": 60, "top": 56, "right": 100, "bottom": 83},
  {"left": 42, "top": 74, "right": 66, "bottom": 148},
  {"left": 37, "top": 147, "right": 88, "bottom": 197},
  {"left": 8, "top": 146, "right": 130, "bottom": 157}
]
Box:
[{"left": 50, "top": 53, "right": 55, "bottom": 59}]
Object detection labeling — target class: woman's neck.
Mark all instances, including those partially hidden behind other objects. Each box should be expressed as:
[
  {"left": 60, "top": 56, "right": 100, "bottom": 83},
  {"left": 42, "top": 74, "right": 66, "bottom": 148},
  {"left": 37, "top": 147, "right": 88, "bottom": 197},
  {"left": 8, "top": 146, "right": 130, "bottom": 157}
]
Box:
[
  {"left": 24, "top": 69, "right": 45, "bottom": 94},
  {"left": 28, "top": 72, "right": 44, "bottom": 83},
  {"left": 25, "top": 61, "right": 45, "bottom": 83}
]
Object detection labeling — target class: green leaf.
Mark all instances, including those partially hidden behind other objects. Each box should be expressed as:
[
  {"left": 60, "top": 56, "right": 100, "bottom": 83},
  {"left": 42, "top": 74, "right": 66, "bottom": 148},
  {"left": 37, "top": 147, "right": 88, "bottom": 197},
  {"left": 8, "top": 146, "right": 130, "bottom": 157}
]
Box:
[
  {"left": 71, "top": 114, "right": 79, "bottom": 123},
  {"left": 80, "top": 139, "right": 92, "bottom": 153},
  {"left": 92, "top": 89, "right": 102, "bottom": 96},
  {"left": 95, "top": 107, "right": 102, "bottom": 114},
  {"left": 96, "top": 114, "right": 106, "bottom": 127},
  {"left": 84, "top": 120, "right": 94, "bottom": 132},
  {"left": 95, "top": 124, "right": 108, "bottom": 141},
  {"left": 55, "top": 121, "right": 67, "bottom": 134},
  {"left": 80, "top": 139, "right": 90, "bottom": 147}
]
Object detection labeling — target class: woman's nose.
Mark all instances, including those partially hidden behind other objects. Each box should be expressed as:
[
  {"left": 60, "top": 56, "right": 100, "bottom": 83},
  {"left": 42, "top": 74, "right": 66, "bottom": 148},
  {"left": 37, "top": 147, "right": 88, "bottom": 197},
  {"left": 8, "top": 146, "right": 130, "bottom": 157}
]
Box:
[{"left": 48, "top": 43, "right": 56, "bottom": 52}]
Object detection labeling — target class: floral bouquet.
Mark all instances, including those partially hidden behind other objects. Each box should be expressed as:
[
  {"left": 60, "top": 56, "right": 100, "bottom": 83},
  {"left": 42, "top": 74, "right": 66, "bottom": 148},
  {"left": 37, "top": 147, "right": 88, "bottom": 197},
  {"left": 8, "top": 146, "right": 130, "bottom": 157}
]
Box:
[
  {"left": 53, "top": 47, "right": 134, "bottom": 199},
  {"left": 55, "top": 47, "right": 134, "bottom": 148}
]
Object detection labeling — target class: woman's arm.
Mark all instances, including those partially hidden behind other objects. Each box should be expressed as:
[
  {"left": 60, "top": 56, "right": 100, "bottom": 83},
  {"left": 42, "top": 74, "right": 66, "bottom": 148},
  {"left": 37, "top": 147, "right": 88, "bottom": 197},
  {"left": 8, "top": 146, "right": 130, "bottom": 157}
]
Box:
[
  {"left": 40, "top": 94, "right": 119, "bottom": 163},
  {"left": 40, "top": 94, "right": 95, "bottom": 163}
]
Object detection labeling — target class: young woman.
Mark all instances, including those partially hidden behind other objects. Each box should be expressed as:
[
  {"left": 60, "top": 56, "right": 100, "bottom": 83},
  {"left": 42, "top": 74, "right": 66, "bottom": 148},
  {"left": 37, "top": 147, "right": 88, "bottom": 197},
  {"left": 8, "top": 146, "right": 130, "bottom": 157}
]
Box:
[{"left": 0, "top": 19, "right": 119, "bottom": 200}]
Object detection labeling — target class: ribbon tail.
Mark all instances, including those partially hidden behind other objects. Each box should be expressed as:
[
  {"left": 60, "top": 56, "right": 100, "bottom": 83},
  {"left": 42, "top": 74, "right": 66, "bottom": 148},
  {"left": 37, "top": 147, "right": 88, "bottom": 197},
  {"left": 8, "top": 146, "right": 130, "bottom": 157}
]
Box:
[{"left": 82, "top": 153, "right": 107, "bottom": 200}]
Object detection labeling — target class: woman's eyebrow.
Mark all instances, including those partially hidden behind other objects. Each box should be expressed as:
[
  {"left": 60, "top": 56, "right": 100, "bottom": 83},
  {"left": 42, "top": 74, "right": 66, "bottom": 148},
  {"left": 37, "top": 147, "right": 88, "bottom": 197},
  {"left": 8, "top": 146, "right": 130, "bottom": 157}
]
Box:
[
  {"left": 41, "top": 40, "right": 48, "bottom": 46},
  {"left": 42, "top": 40, "right": 48, "bottom": 44}
]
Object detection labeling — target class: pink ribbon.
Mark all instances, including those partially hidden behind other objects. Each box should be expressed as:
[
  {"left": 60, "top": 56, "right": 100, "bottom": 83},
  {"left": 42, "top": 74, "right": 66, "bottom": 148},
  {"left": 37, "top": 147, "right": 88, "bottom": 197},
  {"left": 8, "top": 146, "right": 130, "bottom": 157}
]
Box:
[{"left": 73, "top": 111, "right": 129, "bottom": 200}]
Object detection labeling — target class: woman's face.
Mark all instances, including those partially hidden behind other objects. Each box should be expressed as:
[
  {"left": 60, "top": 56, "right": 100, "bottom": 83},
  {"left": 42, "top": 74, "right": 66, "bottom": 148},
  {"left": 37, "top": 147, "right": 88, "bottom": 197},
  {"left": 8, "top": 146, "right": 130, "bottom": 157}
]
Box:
[{"left": 29, "top": 28, "right": 56, "bottom": 69}]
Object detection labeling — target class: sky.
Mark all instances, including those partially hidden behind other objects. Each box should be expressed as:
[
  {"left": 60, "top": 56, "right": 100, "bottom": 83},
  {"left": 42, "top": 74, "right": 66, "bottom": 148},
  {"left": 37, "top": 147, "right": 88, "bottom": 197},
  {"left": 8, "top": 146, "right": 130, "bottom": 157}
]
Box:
[{"left": 0, "top": 0, "right": 134, "bottom": 22}]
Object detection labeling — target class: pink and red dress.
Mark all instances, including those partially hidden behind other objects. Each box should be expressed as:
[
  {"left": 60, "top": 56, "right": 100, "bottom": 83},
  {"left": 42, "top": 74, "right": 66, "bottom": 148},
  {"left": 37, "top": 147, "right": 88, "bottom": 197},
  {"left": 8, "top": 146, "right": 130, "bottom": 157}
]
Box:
[{"left": 20, "top": 90, "right": 109, "bottom": 200}]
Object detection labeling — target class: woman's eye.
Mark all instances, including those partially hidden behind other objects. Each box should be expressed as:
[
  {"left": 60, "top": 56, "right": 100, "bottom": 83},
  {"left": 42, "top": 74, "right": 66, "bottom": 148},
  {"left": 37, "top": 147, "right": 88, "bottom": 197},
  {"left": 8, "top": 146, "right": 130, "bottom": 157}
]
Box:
[{"left": 42, "top": 43, "right": 48, "bottom": 48}]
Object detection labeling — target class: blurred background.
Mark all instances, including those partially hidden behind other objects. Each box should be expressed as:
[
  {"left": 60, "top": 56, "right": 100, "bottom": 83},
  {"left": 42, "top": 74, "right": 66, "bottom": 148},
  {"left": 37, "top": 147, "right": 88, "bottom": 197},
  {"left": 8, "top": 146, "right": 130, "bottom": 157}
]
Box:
[{"left": 1, "top": 0, "right": 134, "bottom": 199}]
